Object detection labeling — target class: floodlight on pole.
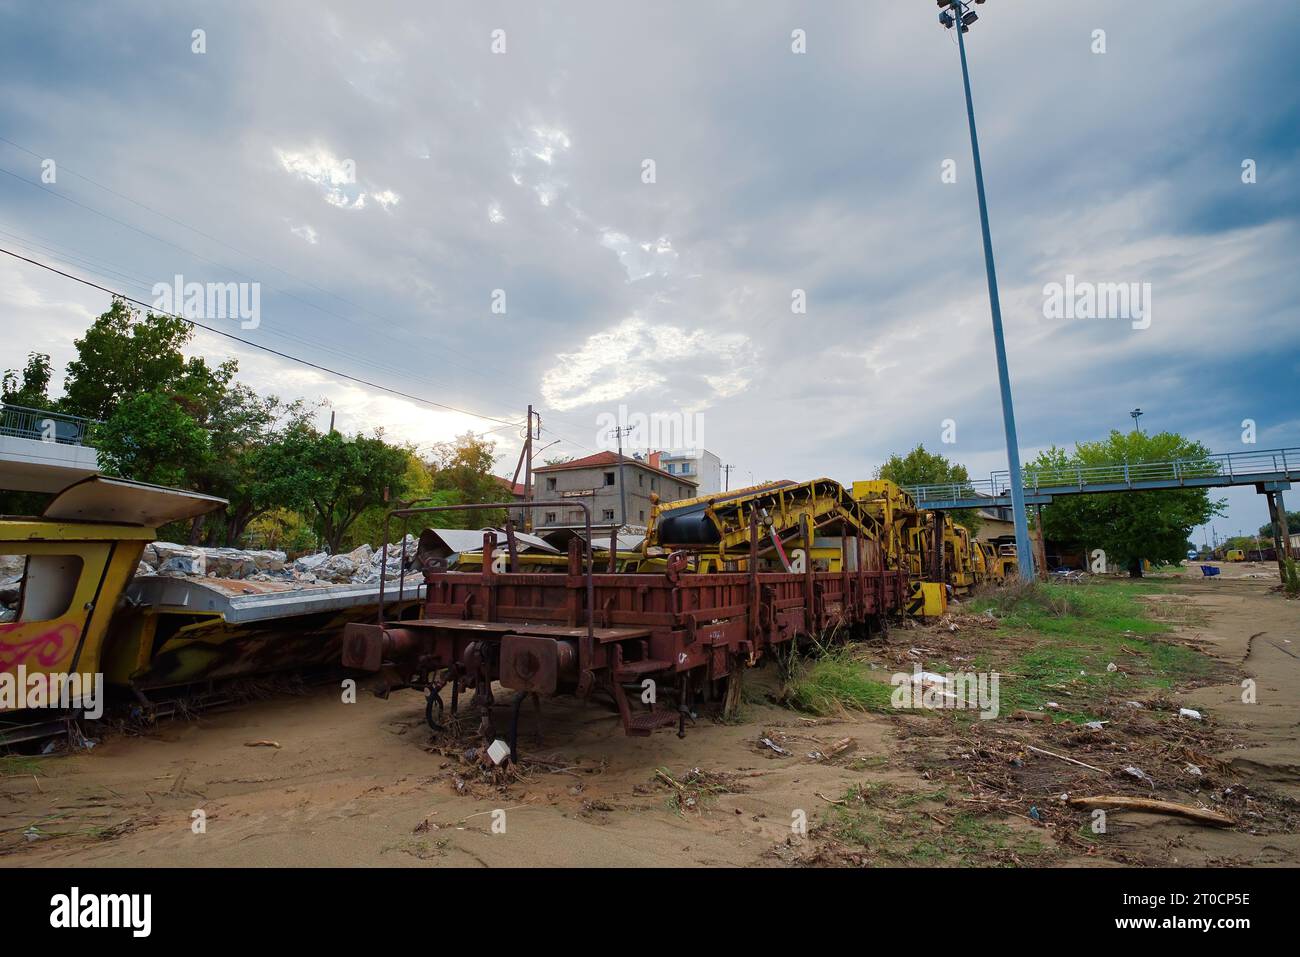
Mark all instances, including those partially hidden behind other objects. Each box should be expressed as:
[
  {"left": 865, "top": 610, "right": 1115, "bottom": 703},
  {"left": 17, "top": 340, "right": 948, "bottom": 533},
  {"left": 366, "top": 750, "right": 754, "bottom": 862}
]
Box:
[{"left": 936, "top": 0, "right": 1036, "bottom": 582}]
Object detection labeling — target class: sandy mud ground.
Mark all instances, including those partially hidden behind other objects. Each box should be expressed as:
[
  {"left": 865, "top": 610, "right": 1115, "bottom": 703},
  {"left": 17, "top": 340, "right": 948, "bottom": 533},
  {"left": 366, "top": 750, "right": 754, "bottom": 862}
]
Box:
[{"left": 2, "top": 567, "right": 1297, "bottom": 867}]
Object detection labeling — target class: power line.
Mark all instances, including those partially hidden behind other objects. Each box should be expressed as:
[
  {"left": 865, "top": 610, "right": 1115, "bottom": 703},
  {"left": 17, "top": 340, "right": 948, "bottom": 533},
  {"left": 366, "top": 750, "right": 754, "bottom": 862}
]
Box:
[
  {"left": 0, "top": 216, "right": 528, "bottom": 396},
  {"left": 0, "top": 245, "right": 521, "bottom": 428},
  {"left": 0, "top": 163, "right": 502, "bottom": 383},
  {"left": 0, "top": 140, "right": 614, "bottom": 458},
  {"left": 0, "top": 139, "right": 610, "bottom": 414}
]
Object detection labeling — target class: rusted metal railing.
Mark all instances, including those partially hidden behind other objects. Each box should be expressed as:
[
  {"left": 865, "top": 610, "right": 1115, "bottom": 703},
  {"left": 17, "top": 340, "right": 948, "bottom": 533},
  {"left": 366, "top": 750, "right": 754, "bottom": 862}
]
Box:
[{"left": 375, "top": 500, "right": 596, "bottom": 650}]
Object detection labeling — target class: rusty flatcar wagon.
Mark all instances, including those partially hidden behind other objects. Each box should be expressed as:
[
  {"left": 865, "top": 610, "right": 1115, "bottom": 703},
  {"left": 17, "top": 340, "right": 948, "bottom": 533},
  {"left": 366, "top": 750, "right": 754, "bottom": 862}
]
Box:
[{"left": 343, "top": 498, "right": 909, "bottom": 752}]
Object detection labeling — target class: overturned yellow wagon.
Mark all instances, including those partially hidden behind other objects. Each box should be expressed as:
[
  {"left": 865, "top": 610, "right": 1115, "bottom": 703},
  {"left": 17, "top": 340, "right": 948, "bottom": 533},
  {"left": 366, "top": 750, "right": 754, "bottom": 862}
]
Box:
[{"left": 1, "top": 475, "right": 422, "bottom": 744}]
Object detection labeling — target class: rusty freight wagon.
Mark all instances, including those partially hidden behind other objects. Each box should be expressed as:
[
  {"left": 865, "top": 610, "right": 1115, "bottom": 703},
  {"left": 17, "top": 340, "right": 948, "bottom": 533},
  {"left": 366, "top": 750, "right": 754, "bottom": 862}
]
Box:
[{"left": 342, "top": 499, "right": 909, "bottom": 753}]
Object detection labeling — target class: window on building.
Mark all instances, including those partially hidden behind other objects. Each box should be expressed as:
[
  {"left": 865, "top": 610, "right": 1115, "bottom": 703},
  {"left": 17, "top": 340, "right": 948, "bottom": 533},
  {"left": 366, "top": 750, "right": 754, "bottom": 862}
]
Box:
[
  {"left": 639, "top": 510, "right": 646, "bottom": 521},
  {"left": 651, "top": 477, "right": 658, "bottom": 491},
  {"left": 666, "top": 463, "right": 675, "bottom": 473},
  {"left": 638, "top": 474, "right": 644, "bottom": 487},
  {"left": 546, "top": 477, "right": 556, "bottom": 491},
  {"left": 602, "top": 509, "right": 615, "bottom": 521},
  {"left": 544, "top": 512, "right": 556, "bottom": 524},
  {"left": 603, "top": 471, "right": 615, "bottom": 486}
]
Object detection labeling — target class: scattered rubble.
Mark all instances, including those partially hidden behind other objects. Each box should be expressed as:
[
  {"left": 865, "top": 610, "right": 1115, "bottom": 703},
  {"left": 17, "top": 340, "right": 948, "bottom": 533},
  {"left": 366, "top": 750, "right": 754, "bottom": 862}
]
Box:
[{"left": 134, "top": 536, "right": 419, "bottom": 586}]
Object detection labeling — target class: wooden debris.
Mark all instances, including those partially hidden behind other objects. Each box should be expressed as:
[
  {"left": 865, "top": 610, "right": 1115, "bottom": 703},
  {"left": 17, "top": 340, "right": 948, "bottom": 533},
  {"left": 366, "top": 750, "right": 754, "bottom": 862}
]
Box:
[
  {"left": 654, "top": 768, "right": 685, "bottom": 793},
  {"left": 1010, "top": 710, "right": 1052, "bottom": 722},
  {"left": 1026, "top": 745, "right": 1106, "bottom": 774},
  {"left": 1066, "top": 795, "right": 1234, "bottom": 827},
  {"left": 244, "top": 740, "right": 281, "bottom": 749},
  {"left": 825, "top": 737, "right": 857, "bottom": 759}
]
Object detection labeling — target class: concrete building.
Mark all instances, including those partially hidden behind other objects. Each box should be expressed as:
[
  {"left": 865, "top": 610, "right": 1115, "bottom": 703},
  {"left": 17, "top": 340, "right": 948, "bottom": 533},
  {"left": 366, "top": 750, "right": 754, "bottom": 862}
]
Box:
[
  {"left": 974, "top": 505, "right": 1015, "bottom": 543},
  {"left": 532, "top": 451, "right": 696, "bottom": 532},
  {"left": 657, "top": 449, "right": 722, "bottom": 495}
]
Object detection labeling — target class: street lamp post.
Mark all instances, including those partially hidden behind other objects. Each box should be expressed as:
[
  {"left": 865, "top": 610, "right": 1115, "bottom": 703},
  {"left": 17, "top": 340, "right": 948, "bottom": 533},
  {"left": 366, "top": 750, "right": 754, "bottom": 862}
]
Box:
[
  {"left": 937, "top": 0, "right": 1035, "bottom": 581},
  {"left": 1130, "top": 408, "right": 1144, "bottom": 433}
]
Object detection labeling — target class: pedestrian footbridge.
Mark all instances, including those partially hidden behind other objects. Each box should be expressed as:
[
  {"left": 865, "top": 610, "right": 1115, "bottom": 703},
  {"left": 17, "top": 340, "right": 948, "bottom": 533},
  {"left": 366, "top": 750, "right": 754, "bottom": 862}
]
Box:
[{"left": 904, "top": 447, "right": 1299, "bottom": 510}]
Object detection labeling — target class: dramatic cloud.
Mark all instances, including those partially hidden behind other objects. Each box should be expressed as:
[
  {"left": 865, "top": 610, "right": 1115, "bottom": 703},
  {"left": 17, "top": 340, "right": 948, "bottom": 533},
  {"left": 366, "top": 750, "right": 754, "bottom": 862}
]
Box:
[{"left": 0, "top": 0, "right": 1295, "bottom": 541}]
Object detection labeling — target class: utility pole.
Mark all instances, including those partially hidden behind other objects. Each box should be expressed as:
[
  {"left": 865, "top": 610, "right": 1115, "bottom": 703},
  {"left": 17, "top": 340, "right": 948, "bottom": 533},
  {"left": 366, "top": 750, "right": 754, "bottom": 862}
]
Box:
[
  {"left": 937, "top": 0, "right": 1034, "bottom": 582},
  {"left": 722, "top": 463, "right": 735, "bottom": 492},
  {"left": 609, "top": 424, "right": 633, "bottom": 530},
  {"left": 523, "top": 406, "right": 536, "bottom": 530}
]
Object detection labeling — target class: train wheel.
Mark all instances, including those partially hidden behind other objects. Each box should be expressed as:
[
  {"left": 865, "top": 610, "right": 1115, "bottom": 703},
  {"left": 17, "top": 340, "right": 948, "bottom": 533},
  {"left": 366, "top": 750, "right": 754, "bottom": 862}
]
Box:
[{"left": 425, "top": 689, "right": 445, "bottom": 730}]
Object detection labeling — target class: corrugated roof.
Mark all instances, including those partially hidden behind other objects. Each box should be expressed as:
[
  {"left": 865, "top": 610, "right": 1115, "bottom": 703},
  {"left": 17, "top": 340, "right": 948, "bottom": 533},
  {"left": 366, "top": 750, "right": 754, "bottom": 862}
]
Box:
[{"left": 417, "top": 527, "right": 561, "bottom": 559}]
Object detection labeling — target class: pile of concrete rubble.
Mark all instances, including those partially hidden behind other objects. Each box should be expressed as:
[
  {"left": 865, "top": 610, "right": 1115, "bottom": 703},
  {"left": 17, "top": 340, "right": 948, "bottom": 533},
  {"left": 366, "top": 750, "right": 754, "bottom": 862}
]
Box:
[{"left": 136, "top": 536, "right": 420, "bottom": 586}]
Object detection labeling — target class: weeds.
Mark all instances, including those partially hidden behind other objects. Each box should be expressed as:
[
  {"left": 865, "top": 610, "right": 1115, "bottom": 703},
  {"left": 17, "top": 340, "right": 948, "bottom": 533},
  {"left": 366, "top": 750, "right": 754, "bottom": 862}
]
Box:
[
  {"left": 655, "top": 766, "right": 744, "bottom": 814},
  {"left": 780, "top": 646, "right": 895, "bottom": 717},
  {"left": 0, "top": 755, "right": 43, "bottom": 777},
  {"left": 821, "top": 782, "right": 1051, "bottom": 866},
  {"left": 966, "top": 581, "right": 1215, "bottom": 722}
]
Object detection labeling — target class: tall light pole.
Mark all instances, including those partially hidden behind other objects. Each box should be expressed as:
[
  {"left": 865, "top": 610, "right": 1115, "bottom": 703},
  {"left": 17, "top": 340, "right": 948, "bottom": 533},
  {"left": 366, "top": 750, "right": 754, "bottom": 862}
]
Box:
[
  {"left": 1129, "top": 408, "right": 1144, "bottom": 433},
  {"left": 937, "top": 0, "right": 1035, "bottom": 582}
]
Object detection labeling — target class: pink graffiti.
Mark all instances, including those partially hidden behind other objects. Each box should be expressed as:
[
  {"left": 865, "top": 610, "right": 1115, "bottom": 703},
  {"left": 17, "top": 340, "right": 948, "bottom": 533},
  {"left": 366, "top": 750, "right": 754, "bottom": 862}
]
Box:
[{"left": 0, "top": 622, "right": 78, "bottom": 670}]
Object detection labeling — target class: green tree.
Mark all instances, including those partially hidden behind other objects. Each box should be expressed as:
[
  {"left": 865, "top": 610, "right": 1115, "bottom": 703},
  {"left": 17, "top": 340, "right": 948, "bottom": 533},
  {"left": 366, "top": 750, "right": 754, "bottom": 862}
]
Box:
[
  {"left": 1030, "top": 431, "right": 1224, "bottom": 577},
  {"left": 0, "top": 353, "right": 59, "bottom": 515},
  {"left": 96, "top": 391, "right": 211, "bottom": 488},
  {"left": 347, "top": 450, "right": 437, "bottom": 550},
  {"left": 2, "top": 352, "right": 54, "bottom": 409},
  {"left": 257, "top": 429, "right": 412, "bottom": 553},
  {"left": 428, "top": 431, "right": 504, "bottom": 527},
  {"left": 425, "top": 433, "right": 507, "bottom": 529},
  {"left": 62, "top": 298, "right": 231, "bottom": 422},
  {"left": 243, "top": 508, "right": 319, "bottom": 555},
  {"left": 878, "top": 444, "right": 982, "bottom": 533},
  {"left": 193, "top": 386, "right": 318, "bottom": 546},
  {"left": 1259, "top": 512, "right": 1300, "bottom": 539}
]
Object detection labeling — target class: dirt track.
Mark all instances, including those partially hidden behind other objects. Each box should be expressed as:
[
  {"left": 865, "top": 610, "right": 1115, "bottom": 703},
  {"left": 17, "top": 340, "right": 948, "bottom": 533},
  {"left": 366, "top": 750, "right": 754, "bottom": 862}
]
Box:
[{"left": 1, "top": 569, "right": 1297, "bottom": 867}]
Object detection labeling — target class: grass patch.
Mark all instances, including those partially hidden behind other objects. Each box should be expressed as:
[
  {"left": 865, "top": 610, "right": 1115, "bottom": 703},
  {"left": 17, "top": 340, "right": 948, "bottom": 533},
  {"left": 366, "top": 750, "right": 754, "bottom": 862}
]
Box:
[
  {"left": 822, "top": 783, "right": 1050, "bottom": 866},
  {"left": 967, "top": 580, "right": 1216, "bottom": 722},
  {"left": 0, "top": 755, "right": 43, "bottom": 778},
  {"left": 781, "top": 646, "right": 896, "bottom": 717}
]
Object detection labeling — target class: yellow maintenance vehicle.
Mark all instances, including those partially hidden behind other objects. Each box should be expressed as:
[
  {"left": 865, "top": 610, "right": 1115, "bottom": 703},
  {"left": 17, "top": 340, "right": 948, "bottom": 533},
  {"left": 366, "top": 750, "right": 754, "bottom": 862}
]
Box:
[
  {"left": 444, "top": 477, "right": 1011, "bottom": 624},
  {"left": 849, "top": 479, "right": 947, "bottom": 616},
  {"left": 643, "top": 478, "right": 886, "bottom": 575},
  {"left": 1, "top": 476, "right": 224, "bottom": 741}
]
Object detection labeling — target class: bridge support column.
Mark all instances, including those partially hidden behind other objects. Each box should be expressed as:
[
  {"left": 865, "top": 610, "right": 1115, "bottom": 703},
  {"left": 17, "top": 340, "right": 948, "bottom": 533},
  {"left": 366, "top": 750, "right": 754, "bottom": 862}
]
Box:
[
  {"left": 1034, "top": 504, "right": 1049, "bottom": 580},
  {"left": 1263, "top": 488, "right": 1292, "bottom": 580}
]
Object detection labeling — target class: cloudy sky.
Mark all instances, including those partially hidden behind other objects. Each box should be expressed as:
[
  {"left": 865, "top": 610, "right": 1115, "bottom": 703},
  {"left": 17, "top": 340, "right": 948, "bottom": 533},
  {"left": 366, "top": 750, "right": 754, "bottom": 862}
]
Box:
[{"left": 1, "top": 0, "right": 1296, "bottom": 541}]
